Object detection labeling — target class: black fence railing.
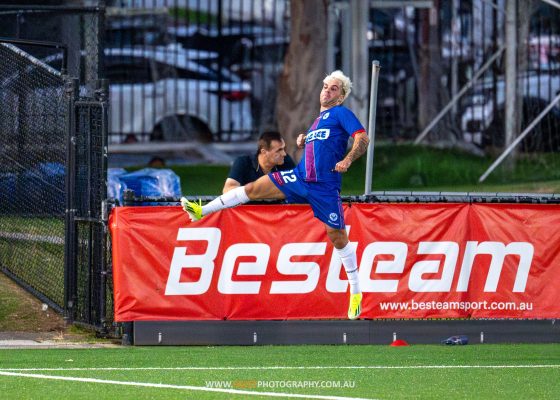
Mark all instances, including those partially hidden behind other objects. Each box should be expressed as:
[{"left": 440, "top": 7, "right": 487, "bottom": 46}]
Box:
[
  {"left": 67, "top": 93, "right": 110, "bottom": 330},
  {"left": 123, "top": 190, "right": 560, "bottom": 207}
]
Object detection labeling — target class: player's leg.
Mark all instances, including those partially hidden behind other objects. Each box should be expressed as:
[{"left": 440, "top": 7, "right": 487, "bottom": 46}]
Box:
[
  {"left": 306, "top": 186, "right": 362, "bottom": 320},
  {"left": 181, "top": 174, "right": 285, "bottom": 221},
  {"left": 325, "top": 226, "right": 362, "bottom": 320},
  {"left": 245, "top": 174, "right": 286, "bottom": 200},
  {"left": 326, "top": 226, "right": 361, "bottom": 292}
]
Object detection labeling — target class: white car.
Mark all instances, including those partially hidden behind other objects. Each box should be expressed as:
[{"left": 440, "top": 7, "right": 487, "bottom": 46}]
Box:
[
  {"left": 39, "top": 45, "right": 254, "bottom": 144},
  {"left": 105, "top": 45, "right": 253, "bottom": 144}
]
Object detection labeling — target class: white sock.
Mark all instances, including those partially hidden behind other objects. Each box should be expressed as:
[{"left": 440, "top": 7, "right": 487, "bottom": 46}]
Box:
[
  {"left": 335, "top": 242, "right": 361, "bottom": 294},
  {"left": 201, "top": 186, "right": 250, "bottom": 216}
]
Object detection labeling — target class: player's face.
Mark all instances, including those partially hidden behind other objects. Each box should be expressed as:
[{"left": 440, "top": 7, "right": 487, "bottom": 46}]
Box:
[
  {"left": 264, "top": 139, "right": 287, "bottom": 165},
  {"left": 320, "top": 78, "right": 344, "bottom": 109}
]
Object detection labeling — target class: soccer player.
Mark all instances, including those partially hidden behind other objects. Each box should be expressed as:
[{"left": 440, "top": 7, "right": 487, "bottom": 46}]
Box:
[
  {"left": 181, "top": 70, "right": 369, "bottom": 320},
  {"left": 222, "top": 131, "right": 295, "bottom": 193}
]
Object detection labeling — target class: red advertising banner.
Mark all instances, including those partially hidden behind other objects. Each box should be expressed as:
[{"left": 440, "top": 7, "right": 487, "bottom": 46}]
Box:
[{"left": 110, "top": 203, "right": 560, "bottom": 321}]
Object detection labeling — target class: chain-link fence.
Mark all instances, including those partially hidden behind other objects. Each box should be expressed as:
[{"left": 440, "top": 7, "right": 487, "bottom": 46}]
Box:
[
  {"left": 0, "top": 38, "right": 110, "bottom": 331},
  {"left": 0, "top": 41, "right": 68, "bottom": 312},
  {"left": 0, "top": 4, "right": 110, "bottom": 332},
  {"left": 0, "top": 4, "right": 103, "bottom": 96}
]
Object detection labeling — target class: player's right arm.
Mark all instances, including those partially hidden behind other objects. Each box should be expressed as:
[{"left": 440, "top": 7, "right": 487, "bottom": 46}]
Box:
[{"left": 334, "top": 131, "right": 369, "bottom": 173}]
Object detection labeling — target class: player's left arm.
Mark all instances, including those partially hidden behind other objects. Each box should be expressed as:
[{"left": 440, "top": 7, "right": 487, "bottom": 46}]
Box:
[{"left": 335, "top": 131, "right": 370, "bottom": 173}]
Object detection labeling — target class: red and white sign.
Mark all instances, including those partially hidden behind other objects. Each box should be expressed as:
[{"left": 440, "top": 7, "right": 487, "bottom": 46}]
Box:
[{"left": 110, "top": 203, "right": 560, "bottom": 321}]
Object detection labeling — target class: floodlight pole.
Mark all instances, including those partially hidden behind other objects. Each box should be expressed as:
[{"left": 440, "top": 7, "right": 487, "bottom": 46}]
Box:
[{"left": 364, "top": 60, "right": 381, "bottom": 195}]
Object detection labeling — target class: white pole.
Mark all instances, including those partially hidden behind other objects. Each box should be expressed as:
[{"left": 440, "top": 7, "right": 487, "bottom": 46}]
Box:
[
  {"left": 364, "top": 60, "right": 381, "bottom": 195},
  {"left": 504, "top": 0, "right": 518, "bottom": 150}
]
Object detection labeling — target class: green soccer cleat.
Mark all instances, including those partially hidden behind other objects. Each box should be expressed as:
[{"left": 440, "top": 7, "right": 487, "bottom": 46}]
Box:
[
  {"left": 347, "top": 292, "right": 362, "bottom": 320},
  {"left": 180, "top": 197, "right": 203, "bottom": 221}
]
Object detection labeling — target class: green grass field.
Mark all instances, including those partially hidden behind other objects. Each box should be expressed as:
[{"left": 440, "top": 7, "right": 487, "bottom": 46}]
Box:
[{"left": 0, "top": 344, "right": 558, "bottom": 399}]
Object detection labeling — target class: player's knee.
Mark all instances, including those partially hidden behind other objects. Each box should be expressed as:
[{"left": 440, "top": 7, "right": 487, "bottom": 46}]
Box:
[
  {"left": 326, "top": 227, "right": 348, "bottom": 249},
  {"left": 244, "top": 182, "right": 256, "bottom": 199}
]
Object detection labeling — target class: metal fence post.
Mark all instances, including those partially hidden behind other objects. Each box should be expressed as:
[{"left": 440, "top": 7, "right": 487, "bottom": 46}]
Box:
[
  {"left": 96, "top": 78, "right": 110, "bottom": 331},
  {"left": 64, "top": 77, "right": 79, "bottom": 324}
]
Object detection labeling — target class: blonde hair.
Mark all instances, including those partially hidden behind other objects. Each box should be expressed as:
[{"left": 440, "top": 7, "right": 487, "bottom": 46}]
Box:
[{"left": 324, "top": 70, "right": 352, "bottom": 101}]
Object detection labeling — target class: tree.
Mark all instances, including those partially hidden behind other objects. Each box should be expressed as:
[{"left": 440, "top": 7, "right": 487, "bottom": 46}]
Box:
[{"left": 276, "top": 0, "right": 328, "bottom": 160}]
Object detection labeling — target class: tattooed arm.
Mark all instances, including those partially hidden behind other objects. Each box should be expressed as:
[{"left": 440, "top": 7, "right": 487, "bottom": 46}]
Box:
[{"left": 334, "top": 131, "right": 370, "bottom": 173}]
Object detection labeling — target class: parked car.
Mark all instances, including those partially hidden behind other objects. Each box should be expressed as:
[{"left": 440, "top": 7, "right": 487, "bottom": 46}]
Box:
[
  {"left": 104, "top": 45, "right": 253, "bottom": 143},
  {"left": 169, "top": 24, "right": 288, "bottom": 131},
  {"left": 41, "top": 45, "right": 254, "bottom": 144},
  {"left": 461, "top": 71, "right": 560, "bottom": 151}
]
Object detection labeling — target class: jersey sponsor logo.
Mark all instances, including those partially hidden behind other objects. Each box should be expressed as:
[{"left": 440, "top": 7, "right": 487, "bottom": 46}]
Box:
[
  {"left": 322, "top": 112, "right": 330, "bottom": 120},
  {"left": 329, "top": 213, "right": 338, "bottom": 222},
  {"left": 165, "top": 228, "right": 535, "bottom": 295},
  {"left": 306, "top": 129, "right": 330, "bottom": 142}
]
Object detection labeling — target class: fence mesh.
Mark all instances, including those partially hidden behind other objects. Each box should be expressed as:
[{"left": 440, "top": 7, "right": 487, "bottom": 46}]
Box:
[
  {"left": 0, "top": 7, "right": 102, "bottom": 95},
  {"left": 0, "top": 5, "right": 110, "bottom": 332},
  {"left": 0, "top": 42, "right": 67, "bottom": 311},
  {"left": 73, "top": 100, "right": 111, "bottom": 327}
]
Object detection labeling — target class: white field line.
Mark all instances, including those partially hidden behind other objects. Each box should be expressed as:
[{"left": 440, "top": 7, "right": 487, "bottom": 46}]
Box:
[
  {"left": 0, "top": 371, "right": 373, "bottom": 400},
  {"left": 0, "top": 364, "right": 559, "bottom": 372}
]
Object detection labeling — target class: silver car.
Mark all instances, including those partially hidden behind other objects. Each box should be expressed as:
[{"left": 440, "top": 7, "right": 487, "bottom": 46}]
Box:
[{"left": 105, "top": 45, "right": 253, "bottom": 144}]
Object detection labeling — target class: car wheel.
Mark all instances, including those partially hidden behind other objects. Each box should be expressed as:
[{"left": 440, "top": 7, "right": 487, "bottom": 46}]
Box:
[{"left": 150, "top": 115, "right": 213, "bottom": 143}]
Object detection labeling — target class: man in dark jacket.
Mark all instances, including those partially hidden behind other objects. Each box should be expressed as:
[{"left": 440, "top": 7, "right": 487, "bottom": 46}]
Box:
[{"left": 222, "top": 131, "right": 295, "bottom": 193}]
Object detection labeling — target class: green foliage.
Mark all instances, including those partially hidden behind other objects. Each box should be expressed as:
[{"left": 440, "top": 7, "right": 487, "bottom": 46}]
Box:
[
  {"left": 161, "top": 144, "right": 560, "bottom": 196},
  {"left": 172, "top": 164, "right": 230, "bottom": 195},
  {"left": 349, "top": 144, "right": 560, "bottom": 193}
]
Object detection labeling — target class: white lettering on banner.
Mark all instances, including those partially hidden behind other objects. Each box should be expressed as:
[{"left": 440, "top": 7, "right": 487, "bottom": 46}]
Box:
[
  {"left": 270, "top": 243, "right": 326, "bottom": 294},
  {"left": 165, "top": 227, "right": 221, "bottom": 295},
  {"left": 217, "top": 243, "right": 269, "bottom": 294},
  {"left": 358, "top": 242, "right": 408, "bottom": 292},
  {"left": 165, "top": 228, "right": 535, "bottom": 295},
  {"left": 409, "top": 242, "right": 459, "bottom": 292},
  {"left": 456, "top": 241, "right": 534, "bottom": 292}
]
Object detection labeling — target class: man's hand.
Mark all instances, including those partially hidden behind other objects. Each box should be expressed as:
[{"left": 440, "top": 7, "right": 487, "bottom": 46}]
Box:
[
  {"left": 334, "top": 159, "right": 352, "bottom": 173},
  {"left": 296, "top": 133, "right": 307, "bottom": 148},
  {"left": 335, "top": 131, "right": 369, "bottom": 173}
]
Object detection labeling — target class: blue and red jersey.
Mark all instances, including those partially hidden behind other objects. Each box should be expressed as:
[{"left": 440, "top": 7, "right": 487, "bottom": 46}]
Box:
[{"left": 295, "top": 105, "right": 365, "bottom": 187}]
